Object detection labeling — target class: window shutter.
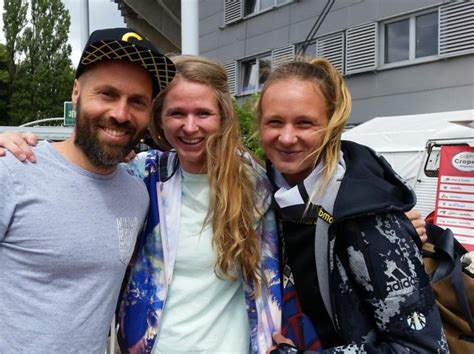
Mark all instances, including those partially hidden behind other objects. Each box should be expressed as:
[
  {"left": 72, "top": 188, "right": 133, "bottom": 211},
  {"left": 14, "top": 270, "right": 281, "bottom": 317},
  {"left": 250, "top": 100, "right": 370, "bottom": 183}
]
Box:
[
  {"left": 223, "top": 61, "right": 237, "bottom": 95},
  {"left": 345, "top": 23, "right": 377, "bottom": 75},
  {"left": 439, "top": 1, "right": 474, "bottom": 57},
  {"left": 316, "top": 32, "right": 345, "bottom": 73},
  {"left": 224, "top": 0, "right": 243, "bottom": 25},
  {"left": 271, "top": 45, "right": 295, "bottom": 68}
]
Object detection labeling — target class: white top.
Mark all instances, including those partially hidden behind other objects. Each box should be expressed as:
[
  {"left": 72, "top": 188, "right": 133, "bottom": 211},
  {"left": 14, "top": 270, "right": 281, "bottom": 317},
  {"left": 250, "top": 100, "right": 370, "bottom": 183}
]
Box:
[{"left": 154, "top": 169, "right": 249, "bottom": 353}]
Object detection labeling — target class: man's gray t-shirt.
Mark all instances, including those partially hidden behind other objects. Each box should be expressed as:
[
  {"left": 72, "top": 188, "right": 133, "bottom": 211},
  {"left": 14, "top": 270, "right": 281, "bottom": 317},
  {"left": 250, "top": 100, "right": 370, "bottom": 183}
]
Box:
[{"left": 0, "top": 141, "right": 149, "bottom": 353}]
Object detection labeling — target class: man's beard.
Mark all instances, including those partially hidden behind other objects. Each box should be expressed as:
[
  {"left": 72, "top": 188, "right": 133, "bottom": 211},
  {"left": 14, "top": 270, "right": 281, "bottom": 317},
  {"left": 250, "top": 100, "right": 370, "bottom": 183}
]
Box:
[{"left": 74, "top": 99, "right": 144, "bottom": 169}]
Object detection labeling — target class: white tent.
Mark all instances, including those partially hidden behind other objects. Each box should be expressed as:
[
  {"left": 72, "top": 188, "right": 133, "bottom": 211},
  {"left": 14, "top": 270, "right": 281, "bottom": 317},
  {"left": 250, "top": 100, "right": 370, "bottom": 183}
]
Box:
[{"left": 342, "top": 109, "right": 474, "bottom": 187}]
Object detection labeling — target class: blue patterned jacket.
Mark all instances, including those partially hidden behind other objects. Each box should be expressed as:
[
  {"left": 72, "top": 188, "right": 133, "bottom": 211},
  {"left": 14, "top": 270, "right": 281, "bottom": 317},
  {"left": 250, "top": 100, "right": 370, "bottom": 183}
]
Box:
[{"left": 119, "top": 149, "right": 281, "bottom": 353}]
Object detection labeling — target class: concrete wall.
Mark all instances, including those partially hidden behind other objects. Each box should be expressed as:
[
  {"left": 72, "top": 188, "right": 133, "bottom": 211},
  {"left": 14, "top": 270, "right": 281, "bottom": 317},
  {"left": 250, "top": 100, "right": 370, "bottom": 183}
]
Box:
[
  {"left": 199, "top": 0, "right": 474, "bottom": 124},
  {"left": 347, "top": 55, "right": 474, "bottom": 123}
]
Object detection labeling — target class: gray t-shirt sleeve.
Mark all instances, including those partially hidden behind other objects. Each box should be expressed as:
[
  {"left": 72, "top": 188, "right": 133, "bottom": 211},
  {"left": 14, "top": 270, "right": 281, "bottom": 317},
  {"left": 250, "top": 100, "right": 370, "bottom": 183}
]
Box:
[{"left": 0, "top": 159, "right": 17, "bottom": 241}]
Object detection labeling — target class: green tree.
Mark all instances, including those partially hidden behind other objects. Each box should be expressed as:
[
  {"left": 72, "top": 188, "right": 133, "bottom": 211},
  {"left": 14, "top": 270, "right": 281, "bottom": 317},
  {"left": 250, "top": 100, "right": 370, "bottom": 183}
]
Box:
[
  {"left": 233, "top": 93, "right": 265, "bottom": 160},
  {"left": 4, "top": 0, "right": 74, "bottom": 126},
  {"left": 0, "top": 44, "right": 9, "bottom": 125},
  {"left": 2, "top": 0, "right": 28, "bottom": 125}
]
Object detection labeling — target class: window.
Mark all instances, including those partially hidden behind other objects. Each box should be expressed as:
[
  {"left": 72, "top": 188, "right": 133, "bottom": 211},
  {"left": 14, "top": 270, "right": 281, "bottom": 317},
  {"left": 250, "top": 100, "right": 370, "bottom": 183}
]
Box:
[
  {"left": 382, "top": 11, "right": 438, "bottom": 65},
  {"left": 244, "top": 0, "right": 258, "bottom": 15},
  {"left": 385, "top": 19, "right": 410, "bottom": 63},
  {"left": 240, "top": 53, "right": 271, "bottom": 94},
  {"left": 244, "top": 0, "right": 288, "bottom": 16},
  {"left": 416, "top": 12, "right": 438, "bottom": 58}
]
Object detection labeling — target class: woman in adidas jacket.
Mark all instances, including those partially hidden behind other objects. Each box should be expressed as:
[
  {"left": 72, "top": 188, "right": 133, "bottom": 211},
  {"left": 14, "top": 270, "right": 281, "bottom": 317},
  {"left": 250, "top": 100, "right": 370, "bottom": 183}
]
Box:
[{"left": 257, "top": 57, "right": 447, "bottom": 353}]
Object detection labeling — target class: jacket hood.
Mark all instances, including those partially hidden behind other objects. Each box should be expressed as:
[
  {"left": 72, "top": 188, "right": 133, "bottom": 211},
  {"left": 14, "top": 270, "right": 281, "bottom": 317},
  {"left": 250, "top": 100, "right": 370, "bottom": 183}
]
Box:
[{"left": 335, "top": 140, "right": 416, "bottom": 219}]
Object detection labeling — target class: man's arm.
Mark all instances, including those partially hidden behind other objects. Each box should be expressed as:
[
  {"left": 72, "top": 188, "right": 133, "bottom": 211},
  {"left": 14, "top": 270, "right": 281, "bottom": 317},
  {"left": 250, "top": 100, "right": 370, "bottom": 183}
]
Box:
[{"left": 0, "top": 131, "right": 139, "bottom": 164}]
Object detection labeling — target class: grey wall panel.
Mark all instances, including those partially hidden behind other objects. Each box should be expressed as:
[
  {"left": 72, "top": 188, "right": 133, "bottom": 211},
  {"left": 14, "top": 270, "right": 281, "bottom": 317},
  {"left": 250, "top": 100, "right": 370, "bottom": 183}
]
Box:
[
  {"left": 332, "top": 0, "right": 364, "bottom": 11},
  {"left": 350, "top": 85, "right": 474, "bottom": 124},
  {"left": 200, "top": 31, "right": 221, "bottom": 54},
  {"left": 287, "top": 0, "right": 371, "bottom": 35},
  {"left": 376, "top": 0, "right": 440, "bottom": 19},
  {"left": 289, "top": 17, "right": 315, "bottom": 43},
  {"left": 319, "top": 7, "right": 354, "bottom": 34},
  {"left": 200, "top": 13, "right": 222, "bottom": 36},
  {"left": 322, "top": 0, "right": 378, "bottom": 33},
  {"left": 199, "top": 49, "right": 219, "bottom": 61},
  {"left": 217, "top": 41, "right": 247, "bottom": 63},
  {"left": 288, "top": 0, "right": 372, "bottom": 45},
  {"left": 333, "top": 0, "right": 439, "bottom": 26},
  {"left": 245, "top": 27, "right": 290, "bottom": 56},
  {"left": 381, "top": 60, "right": 473, "bottom": 94},
  {"left": 219, "top": 22, "right": 248, "bottom": 47},
  {"left": 347, "top": 56, "right": 474, "bottom": 99},
  {"left": 343, "top": 1, "right": 379, "bottom": 26},
  {"left": 246, "top": 5, "right": 291, "bottom": 37},
  {"left": 345, "top": 74, "right": 377, "bottom": 100},
  {"left": 289, "top": 0, "right": 324, "bottom": 24},
  {"left": 199, "top": 0, "right": 224, "bottom": 19},
  {"left": 349, "top": 99, "right": 380, "bottom": 124}
]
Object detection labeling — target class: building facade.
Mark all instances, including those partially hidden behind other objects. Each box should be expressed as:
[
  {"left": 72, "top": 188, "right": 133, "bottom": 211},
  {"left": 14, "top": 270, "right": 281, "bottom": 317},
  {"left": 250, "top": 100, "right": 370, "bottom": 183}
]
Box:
[
  {"left": 200, "top": 0, "right": 474, "bottom": 124},
  {"left": 115, "top": 0, "right": 473, "bottom": 125}
]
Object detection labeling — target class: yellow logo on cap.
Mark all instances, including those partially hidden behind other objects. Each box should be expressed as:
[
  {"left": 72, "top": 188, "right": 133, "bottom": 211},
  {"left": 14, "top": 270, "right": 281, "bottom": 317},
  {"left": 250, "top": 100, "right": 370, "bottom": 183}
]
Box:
[{"left": 121, "top": 32, "right": 143, "bottom": 42}]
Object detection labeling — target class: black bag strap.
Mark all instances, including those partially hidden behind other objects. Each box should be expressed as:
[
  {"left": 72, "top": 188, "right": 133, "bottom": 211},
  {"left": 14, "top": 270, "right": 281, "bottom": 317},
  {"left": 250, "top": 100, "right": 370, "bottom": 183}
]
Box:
[
  {"left": 425, "top": 223, "right": 474, "bottom": 332},
  {"left": 427, "top": 224, "right": 456, "bottom": 282},
  {"left": 426, "top": 222, "right": 468, "bottom": 256}
]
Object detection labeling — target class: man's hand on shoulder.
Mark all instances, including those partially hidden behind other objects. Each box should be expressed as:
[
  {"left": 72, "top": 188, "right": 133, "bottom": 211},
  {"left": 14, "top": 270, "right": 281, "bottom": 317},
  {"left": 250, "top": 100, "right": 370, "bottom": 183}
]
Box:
[{"left": 0, "top": 131, "right": 38, "bottom": 162}]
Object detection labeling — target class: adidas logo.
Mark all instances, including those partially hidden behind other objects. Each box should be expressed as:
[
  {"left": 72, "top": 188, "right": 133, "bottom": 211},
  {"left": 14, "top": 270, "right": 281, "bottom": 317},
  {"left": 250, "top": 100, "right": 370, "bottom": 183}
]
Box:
[{"left": 386, "top": 268, "right": 416, "bottom": 292}]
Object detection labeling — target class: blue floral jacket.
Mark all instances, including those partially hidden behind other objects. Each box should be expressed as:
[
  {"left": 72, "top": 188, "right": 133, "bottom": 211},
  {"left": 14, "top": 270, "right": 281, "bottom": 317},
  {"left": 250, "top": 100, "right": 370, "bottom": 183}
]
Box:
[{"left": 119, "top": 150, "right": 281, "bottom": 353}]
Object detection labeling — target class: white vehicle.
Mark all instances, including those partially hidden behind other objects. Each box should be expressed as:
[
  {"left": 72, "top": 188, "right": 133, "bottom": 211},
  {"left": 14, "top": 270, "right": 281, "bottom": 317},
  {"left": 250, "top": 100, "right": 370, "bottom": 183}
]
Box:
[{"left": 343, "top": 109, "right": 474, "bottom": 218}]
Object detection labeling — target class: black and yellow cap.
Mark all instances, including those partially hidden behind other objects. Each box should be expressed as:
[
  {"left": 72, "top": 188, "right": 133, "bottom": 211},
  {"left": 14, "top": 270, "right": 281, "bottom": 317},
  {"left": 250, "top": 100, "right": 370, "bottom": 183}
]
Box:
[{"left": 76, "top": 27, "right": 175, "bottom": 98}]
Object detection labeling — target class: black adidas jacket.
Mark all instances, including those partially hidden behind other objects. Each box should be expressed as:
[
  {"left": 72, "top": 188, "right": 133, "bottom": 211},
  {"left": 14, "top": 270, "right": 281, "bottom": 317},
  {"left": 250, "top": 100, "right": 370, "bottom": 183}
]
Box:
[{"left": 272, "top": 141, "right": 447, "bottom": 353}]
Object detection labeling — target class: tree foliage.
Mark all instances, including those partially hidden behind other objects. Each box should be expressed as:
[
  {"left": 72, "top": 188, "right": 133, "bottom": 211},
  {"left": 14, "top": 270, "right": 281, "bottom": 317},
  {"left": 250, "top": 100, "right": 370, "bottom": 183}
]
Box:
[
  {"left": 0, "top": 44, "right": 9, "bottom": 125},
  {"left": 2, "top": 0, "right": 27, "bottom": 125},
  {"left": 2, "top": 0, "right": 74, "bottom": 126},
  {"left": 233, "top": 93, "right": 265, "bottom": 160}
]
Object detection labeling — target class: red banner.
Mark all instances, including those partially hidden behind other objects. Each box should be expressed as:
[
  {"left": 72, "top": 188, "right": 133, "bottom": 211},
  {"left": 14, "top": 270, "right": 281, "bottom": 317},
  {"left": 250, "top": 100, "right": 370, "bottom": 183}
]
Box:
[{"left": 434, "top": 145, "right": 474, "bottom": 251}]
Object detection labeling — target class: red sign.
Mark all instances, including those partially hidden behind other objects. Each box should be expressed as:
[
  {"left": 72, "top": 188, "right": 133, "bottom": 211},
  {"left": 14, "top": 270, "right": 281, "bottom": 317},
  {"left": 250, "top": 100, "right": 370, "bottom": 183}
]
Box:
[{"left": 434, "top": 146, "right": 474, "bottom": 251}]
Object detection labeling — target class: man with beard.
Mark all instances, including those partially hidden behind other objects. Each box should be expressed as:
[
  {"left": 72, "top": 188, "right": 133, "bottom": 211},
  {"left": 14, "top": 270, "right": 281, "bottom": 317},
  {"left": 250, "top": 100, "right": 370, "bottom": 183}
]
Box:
[{"left": 0, "top": 28, "right": 174, "bottom": 353}]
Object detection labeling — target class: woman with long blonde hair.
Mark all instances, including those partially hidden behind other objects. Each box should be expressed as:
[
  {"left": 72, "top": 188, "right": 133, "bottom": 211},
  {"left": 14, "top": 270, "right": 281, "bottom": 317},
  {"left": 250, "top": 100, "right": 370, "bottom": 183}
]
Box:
[
  {"left": 257, "top": 58, "right": 446, "bottom": 353},
  {"left": 119, "top": 55, "right": 281, "bottom": 353}
]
